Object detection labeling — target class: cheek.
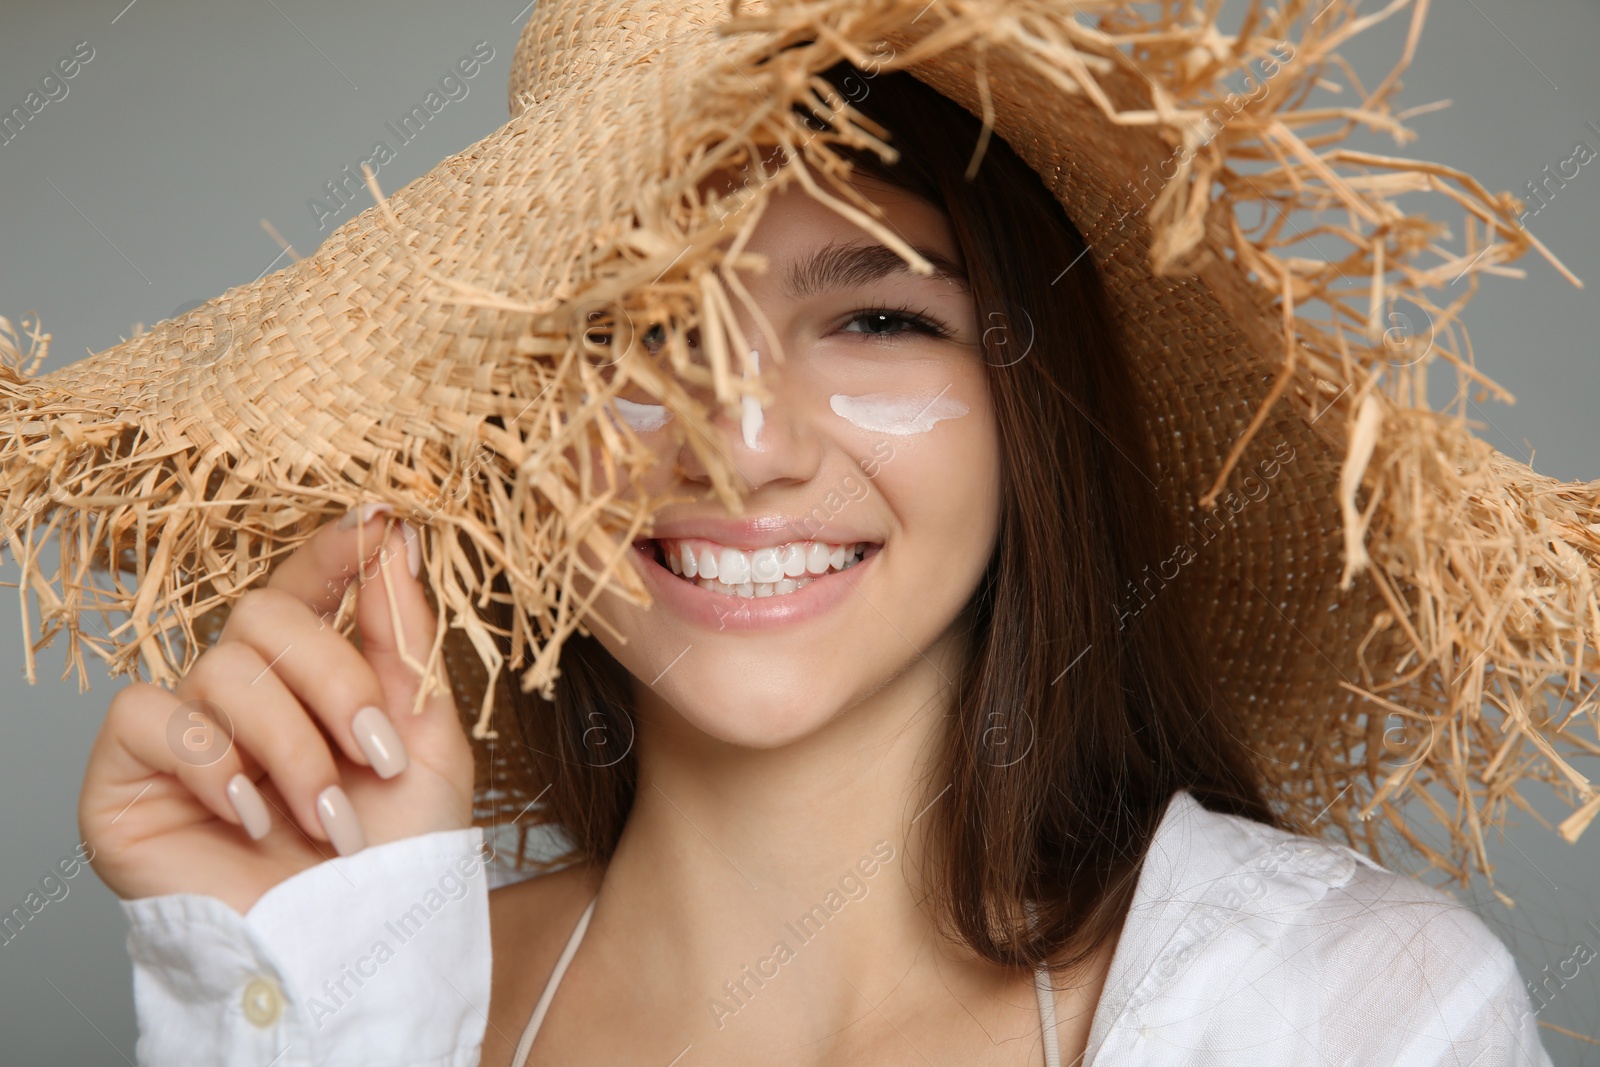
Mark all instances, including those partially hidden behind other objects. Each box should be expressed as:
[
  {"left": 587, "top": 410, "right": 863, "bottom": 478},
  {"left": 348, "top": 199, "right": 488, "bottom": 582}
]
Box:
[
  {"left": 560, "top": 435, "right": 678, "bottom": 622},
  {"left": 864, "top": 380, "right": 1002, "bottom": 568},
  {"left": 571, "top": 426, "right": 681, "bottom": 501}
]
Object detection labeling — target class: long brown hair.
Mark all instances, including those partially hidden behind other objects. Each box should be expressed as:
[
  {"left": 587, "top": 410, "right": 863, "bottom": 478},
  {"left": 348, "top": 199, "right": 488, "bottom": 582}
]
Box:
[{"left": 491, "top": 60, "right": 1279, "bottom": 975}]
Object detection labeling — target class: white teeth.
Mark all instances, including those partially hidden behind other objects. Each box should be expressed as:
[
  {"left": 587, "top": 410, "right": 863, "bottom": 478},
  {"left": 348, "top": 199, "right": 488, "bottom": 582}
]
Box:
[
  {"left": 750, "top": 547, "right": 784, "bottom": 583},
  {"left": 669, "top": 540, "right": 868, "bottom": 599},
  {"left": 719, "top": 547, "right": 752, "bottom": 586},
  {"left": 688, "top": 575, "right": 812, "bottom": 601}
]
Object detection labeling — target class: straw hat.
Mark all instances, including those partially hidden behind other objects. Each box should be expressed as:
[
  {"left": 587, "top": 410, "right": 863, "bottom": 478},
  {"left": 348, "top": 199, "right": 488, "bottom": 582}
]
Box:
[{"left": 3, "top": 0, "right": 1596, "bottom": 893}]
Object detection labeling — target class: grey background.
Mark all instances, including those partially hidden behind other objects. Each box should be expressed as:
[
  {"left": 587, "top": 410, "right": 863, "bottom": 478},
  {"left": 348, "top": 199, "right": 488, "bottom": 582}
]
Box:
[{"left": 0, "top": 0, "right": 1596, "bottom": 1063}]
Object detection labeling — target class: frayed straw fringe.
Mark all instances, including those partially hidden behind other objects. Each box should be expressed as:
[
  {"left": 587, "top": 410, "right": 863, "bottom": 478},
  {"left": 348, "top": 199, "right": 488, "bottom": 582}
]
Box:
[{"left": 2, "top": 0, "right": 1597, "bottom": 890}]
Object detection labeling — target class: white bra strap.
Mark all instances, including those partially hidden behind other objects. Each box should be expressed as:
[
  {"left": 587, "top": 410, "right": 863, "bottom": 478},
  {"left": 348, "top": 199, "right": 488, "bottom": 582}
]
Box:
[
  {"left": 1035, "top": 963, "right": 1062, "bottom": 1067},
  {"left": 511, "top": 894, "right": 599, "bottom": 1067}
]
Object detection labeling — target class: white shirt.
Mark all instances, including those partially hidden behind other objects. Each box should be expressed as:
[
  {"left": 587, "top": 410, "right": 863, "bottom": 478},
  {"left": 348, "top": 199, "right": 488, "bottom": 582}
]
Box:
[{"left": 120, "top": 790, "right": 1554, "bottom": 1065}]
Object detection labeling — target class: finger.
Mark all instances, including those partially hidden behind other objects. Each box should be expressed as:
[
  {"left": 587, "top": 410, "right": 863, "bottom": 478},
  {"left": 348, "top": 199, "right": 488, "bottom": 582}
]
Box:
[
  {"left": 176, "top": 642, "right": 366, "bottom": 855},
  {"left": 265, "top": 502, "right": 418, "bottom": 619},
  {"left": 355, "top": 523, "right": 464, "bottom": 754},
  {"left": 214, "top": 586, "right": 409, "bottom": 779},
  {"left": 91, "top": 682, "right": 270, "bottom": 842}
]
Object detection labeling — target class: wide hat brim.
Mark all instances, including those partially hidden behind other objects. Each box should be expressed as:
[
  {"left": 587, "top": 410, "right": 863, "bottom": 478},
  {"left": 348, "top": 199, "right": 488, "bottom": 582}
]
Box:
[{"left": 2, "top": 0, "right": 1596, "bottom": 890}]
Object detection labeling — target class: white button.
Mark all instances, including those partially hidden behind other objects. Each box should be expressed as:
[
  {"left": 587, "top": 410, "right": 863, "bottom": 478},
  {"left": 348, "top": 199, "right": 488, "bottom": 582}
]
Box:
[{"left": 242, "top": 975, "right": 284, "bottom": 1028}]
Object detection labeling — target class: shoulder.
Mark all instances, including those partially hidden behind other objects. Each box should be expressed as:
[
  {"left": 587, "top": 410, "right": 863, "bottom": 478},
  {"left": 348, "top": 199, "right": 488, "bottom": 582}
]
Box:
[
  {"left": 488, "top": 856, "right": 602, "bottom": 960},
  {"left": 1215, "top": 804, "right": 1521, "bottom": 993},
  {"left": 1175, "top": 796, "right": 1521, "bottom": 990},
  {"left": 484, "top": 857, "right": 603, "bottom": 1059},
  {"left": 1109, "top": 794, "right": 1547, "bottom": 1061},
  {"left": 1269, "top": 841, "right": 1549, "bottom": 1061},
  {"left": 1293, "top": 843, "right": 1533, "bottom": 1016}
]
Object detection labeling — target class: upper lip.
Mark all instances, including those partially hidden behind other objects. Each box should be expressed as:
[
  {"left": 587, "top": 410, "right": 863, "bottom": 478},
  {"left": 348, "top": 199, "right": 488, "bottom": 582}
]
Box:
[{"left": 643, "top": 513, "right": 881, "bottom": 550}]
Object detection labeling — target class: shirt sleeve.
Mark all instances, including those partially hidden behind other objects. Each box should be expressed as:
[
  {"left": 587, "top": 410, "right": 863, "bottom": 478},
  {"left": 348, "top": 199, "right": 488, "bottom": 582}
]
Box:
[{"left": 120, "top": 826, "right": 491, "bottom": 1067}]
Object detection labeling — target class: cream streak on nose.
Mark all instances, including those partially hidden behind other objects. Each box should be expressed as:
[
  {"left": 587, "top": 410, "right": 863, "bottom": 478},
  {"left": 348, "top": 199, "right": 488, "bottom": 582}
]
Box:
[
  {"left": 741, "top": 349, "right": 764, "bottom": 449},
  {"left": 829, "top": 391, "right": 968, "bottom": 436}
]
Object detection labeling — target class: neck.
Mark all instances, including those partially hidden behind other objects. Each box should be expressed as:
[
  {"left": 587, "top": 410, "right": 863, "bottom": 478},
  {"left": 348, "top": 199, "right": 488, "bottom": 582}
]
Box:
[{"left": 594, "top": 629, "right": 1005, "bottom": 1044}]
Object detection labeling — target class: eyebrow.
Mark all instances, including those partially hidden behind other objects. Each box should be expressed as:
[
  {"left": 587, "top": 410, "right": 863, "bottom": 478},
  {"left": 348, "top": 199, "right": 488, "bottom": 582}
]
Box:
[{"left": 780, "top": 241, "right": 969, "bottom": 300}]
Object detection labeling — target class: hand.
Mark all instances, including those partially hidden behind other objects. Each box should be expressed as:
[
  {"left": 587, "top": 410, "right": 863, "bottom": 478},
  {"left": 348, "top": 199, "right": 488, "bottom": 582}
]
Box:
[{"left": 78, "top": 506, "right": 477, "bottom": 915}]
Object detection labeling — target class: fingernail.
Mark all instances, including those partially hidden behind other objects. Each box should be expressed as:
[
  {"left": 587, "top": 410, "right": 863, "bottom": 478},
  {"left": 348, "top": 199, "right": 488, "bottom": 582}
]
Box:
[
  {"left": 315, "top": 785, "right": 367, "bottom": 856},
  {"left": 338, "top": 502, "right": 394, "bottom": 530},
  {"left": 402, "top": 522, "right": 421, "bottom": 578},
  {"left": 351, "top": 705, "right": 409, "bottom": 779},
  {"left": 225, "top": 774, "right": 271, "bottom": 841}
]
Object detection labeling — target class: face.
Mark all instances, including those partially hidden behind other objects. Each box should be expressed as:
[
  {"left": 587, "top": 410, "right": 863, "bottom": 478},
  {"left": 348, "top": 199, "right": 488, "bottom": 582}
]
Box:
[{"left": 587, "top": 164, "right": 1002, "bottom": 750}]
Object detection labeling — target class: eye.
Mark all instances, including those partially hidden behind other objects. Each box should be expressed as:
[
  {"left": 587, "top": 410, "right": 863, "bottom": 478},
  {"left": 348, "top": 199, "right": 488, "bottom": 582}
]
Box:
[
  {"left": 642, "top": 323, "right": 699, "bottom": 354},
  {"left": 839, "top": 306, "right": 953, "bottom": 341}
]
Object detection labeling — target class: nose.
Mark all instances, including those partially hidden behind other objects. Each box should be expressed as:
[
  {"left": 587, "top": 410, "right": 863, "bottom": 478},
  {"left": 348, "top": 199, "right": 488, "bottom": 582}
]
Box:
[{"left": 674, "top": 349, "right": 822, "bottom": 492}]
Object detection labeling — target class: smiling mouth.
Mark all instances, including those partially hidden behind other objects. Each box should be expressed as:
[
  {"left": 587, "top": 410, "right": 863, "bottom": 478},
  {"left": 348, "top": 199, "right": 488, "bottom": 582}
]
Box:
[{"left": 637, "top": 537, "right": 875, "bottom": 599}]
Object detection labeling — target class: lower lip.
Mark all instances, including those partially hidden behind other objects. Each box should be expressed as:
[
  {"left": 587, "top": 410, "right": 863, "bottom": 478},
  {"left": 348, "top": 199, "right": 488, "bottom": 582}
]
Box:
[{"left": 633, "top": 544, "right": 879, "bottom": 631}]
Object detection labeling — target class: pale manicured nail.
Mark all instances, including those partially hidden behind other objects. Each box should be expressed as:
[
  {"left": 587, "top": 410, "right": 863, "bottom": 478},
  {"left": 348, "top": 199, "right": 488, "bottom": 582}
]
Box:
[
  {"left": 337, "top": 502, "right": 394, "bottom": 530},
  {"left": 225, "top": 773, "right": 271, "bottom": 841},
  {"left": 402, "top": 522, "right": 421, "bottom": 577},
  {"left": 351, "top": 704, "right": 409, "bottom": 778},
  {"left": 315, "top": 785, "right": 367, "bottom": 856}
]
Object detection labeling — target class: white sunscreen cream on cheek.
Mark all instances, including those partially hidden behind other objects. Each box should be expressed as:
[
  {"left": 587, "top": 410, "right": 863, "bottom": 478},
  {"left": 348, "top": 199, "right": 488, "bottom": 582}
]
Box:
[
  {"left": 828, "top": 391, "right": 969, "bottom": 436},
  {"left": 579, "top": 390, "right": 673, "bottom": 432},
  {"left": 611, "top": 396, "right": 672, "bottom": 432}
]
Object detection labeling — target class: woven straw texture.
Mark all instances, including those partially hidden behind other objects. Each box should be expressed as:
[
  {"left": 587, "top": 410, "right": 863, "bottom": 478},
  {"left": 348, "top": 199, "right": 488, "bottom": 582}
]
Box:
[{"left": 2, "top": 0, "right": 1597, "bottom": 892}]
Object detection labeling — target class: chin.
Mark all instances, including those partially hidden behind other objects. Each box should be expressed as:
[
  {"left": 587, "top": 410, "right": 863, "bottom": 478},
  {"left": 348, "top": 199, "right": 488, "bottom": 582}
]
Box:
[{"left": 666, "top": 678, "right": 844, "bottom": 749}]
